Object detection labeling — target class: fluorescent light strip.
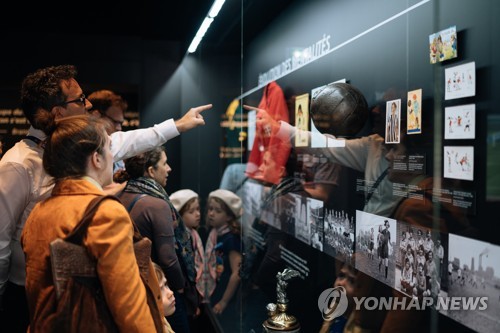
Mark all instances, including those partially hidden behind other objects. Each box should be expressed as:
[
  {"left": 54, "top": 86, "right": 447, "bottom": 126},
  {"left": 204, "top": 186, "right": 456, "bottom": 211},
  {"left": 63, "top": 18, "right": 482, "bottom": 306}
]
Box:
[
  {"left": 188, "top": 0, "right": 226, "bottom": 53},
  {"left": 209, "top": 0, "right": 226, "bottom": 18}
]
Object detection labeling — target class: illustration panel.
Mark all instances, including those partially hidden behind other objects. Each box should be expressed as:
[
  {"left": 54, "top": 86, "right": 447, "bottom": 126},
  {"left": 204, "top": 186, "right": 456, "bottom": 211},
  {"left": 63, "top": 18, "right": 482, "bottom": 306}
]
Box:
[
  {"left": 444, "top": 146, "right": 474, "bottom": 181},
  {"left": 429, "top": 25, "right": 457, "bottom": 64},
  {"left": 407, "top": 89, "right": 422, "bottom": 134},
  {"left": 445, "top": 104, "right": 475, "bottom": 140},
  {"left": 445, "top": 62, "right": 475, "bottom": 100}
]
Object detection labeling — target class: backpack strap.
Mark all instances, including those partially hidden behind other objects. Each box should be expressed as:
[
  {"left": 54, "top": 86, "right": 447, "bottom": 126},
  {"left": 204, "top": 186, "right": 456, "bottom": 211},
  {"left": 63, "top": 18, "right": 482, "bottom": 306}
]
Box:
[
  {"left": 65, "top": 195, "right": 121, "bottom": 245},
  {"left": 125, "top": 194, "right": 147, "bottom": 213}
]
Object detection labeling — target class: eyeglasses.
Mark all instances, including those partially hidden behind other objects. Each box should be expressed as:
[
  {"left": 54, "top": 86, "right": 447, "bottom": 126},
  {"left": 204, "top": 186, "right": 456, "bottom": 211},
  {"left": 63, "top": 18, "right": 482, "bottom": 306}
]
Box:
[
  {"left": 60, "top": 94, "right": 87, "bottom": 107},
  {"left": 103, "top": 113, "right": 124, "bottom": 127}
]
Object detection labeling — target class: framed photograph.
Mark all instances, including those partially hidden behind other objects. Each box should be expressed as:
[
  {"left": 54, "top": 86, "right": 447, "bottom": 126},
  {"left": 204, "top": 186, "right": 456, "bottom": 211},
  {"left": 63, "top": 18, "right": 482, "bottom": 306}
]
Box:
[
  {"left": 385, "top": 99, "right": 401, "bottom": 144},
  {"left": 355, "top": 210, "right": 397, "bottom": 287},
  {"left": 395, "top": 221, "right": 448, "bottom": 302},
  {"left": 280, "top": 193, "right": 297, "bottom": 236},
  {"left": 443, "top": 146, "right": 474, "bottom": 181},
  {"left": 445, "top": 62, "right": 476, "bottom": 100},
  {"left": 241, "top": 180, "right": 264, "bottom": 219},
  {"left": 445, "top": 234, "right": 500, "bottom": 333},
  {"left": 308, "top": 197, "right": 324, "bottom": 251},
  {"left": 295, "top": 93, "right": 310, "bottom": 147},
  {"left": 324, "top": 208, "right": 355, "bottom": 263},
  {"left": 445, "top": 104, "right": 475, "bottom": 139},
  {"left": 429, "top": 25, "right": 457, "bottom": 64},
  {"left": 407, "top": 89, "right": 422, "bottom": 134},
  {"left": 293, "top": 193, "right": 310, "bottom": 245}
]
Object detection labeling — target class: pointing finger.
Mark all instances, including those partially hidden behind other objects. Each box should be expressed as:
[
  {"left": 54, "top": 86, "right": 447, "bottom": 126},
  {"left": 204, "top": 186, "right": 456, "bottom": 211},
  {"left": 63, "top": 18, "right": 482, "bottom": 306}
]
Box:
[
  {"left": 193, "top": 104, "right": 212, "bottom": 113},
  {"left": 243, "top": 104, "right": 263, "bottom": 112}
]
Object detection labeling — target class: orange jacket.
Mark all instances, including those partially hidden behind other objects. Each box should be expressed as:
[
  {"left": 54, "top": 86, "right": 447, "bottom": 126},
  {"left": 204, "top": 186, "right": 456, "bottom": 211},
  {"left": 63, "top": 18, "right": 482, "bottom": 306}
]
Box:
[{"left": 22, "top": 178, "right": 164, "bottom": 332}]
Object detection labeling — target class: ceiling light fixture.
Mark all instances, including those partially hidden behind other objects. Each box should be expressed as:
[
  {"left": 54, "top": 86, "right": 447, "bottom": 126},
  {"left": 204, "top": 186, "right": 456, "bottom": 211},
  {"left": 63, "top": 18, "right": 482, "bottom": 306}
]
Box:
[{"left": 188, "top": 0, "right": 226, "bottom": 53}]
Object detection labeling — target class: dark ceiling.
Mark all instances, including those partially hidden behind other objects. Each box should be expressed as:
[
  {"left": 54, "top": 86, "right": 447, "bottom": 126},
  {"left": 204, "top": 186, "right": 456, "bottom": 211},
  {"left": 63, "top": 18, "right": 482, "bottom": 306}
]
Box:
[{"left": 2, "top": 0, "right": 295, "bottom": 54}]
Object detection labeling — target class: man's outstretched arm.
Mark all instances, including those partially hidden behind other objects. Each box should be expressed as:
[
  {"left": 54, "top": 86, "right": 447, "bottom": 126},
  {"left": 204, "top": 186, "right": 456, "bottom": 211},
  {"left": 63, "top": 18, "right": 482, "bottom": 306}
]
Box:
[{"left": 111, "top": 104, "right": 212, "bottom": 162}]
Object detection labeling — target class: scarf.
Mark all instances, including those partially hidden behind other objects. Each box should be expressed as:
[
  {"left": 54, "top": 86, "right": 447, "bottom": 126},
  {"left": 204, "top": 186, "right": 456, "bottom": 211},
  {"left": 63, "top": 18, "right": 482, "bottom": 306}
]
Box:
[
  {"left": 201, "top": 225, "right": 231, "bottom": 301},
  {"left": 191, "top": 229, "right": 205, "bottom": 298},
  {"left": 124, "top": 177, "right": 196, "bottom": 282}
]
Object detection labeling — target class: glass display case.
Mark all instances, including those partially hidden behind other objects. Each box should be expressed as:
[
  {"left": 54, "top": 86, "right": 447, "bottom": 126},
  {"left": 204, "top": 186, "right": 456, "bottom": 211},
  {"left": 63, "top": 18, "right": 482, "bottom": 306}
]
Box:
[
  {"left": 0, "top": 1, "right": 499, "bottom": 332},
  {"left": 206, "top": 0, "right": 500, "bottom": 332}
]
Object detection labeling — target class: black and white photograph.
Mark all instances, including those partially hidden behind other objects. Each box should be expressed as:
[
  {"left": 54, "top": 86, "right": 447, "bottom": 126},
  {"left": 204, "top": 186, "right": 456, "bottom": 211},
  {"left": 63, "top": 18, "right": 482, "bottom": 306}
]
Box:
[
  {"left": 394, "top": 221, "right": 448, "bottom": 301},
  {"left": 385, "top": 99, "right": 401, "bottom": 144},
  {"left": 308, "top": 197, "right": 324, "bottom": 251},
  {"left": 259, "top": 189, "right": 281, "bottom": 230},
  {"left": 279, "top": 193, "right": 297, "bottom": 236},
  {"left": 241, "top": 180, "right": 265, "bottom": 230},
  {"left": 355, "top": 210, "right": 396, "bottom": 286},
  {"left": 444, "top": 234, "right": 500, "bottom": 333},
  {"left": 293, "top": 193, "right": 310, "bottom": 245},
  {"left": 323, "top": 209, "right": 355, "bottom": 263}
]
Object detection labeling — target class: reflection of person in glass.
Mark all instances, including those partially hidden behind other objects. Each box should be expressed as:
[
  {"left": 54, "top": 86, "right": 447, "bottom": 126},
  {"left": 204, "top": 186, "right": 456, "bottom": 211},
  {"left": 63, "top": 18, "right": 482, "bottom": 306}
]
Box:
[
  {"left": 249, "top": 84, "right": 480, "bottom": 332},
  {"left": 244, "top": 83, "right": 396, "bottom": 217},
  {"left": 255, "top": 147, "right": 288, "bottom": 185},
  {"left": 246, "top": 81, "right": 290, "bottom": 184}
]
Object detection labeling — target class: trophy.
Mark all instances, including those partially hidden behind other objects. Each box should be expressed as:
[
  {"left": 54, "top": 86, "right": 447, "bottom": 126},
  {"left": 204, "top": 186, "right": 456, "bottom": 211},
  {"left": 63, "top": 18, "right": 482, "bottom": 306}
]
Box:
[{"left": 262, "top": 268, "right": 301, "bottom": 332}]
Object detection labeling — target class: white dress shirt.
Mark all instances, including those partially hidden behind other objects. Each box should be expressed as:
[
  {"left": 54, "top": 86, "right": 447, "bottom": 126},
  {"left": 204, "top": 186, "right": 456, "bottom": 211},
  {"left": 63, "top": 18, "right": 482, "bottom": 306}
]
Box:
[{"left": 0, "top": 119, "right": 178, "bottom": 292}]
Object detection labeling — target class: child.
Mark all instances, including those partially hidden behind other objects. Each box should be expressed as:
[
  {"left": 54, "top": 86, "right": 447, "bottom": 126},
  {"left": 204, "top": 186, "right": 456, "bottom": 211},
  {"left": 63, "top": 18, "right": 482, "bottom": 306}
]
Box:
[
  {"left": 400, "top": 258, "right": 415, "bottom": 295},
  {"left": 415, "top": 245, "right": 426, "bottom": 272},
  {"left": 205, "top": 189, "right": 243, "bottom": 332},
  {"left": 170, "top": 189, "right": 204, "bottom": 308},
  {"left": 414, "top": 262, "right": 430, "bottom": 298},
  {"left": 153, "top": 263, "right": 176, "bottom": 333},
  {"left": 405, "top": 243, "right": 415, "bottom": 269}
]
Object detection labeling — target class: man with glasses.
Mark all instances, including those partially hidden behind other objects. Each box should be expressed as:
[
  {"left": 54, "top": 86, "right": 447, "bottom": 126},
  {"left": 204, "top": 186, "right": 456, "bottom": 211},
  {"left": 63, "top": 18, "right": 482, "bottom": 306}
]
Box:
[
  {"left": 88, "top": 89, "right": 127, "bottom": 135},
  {"left": 88, "top": 89, "right": 128, "bottom": 173},
  {"left": 0, "top": 64, "right": 211, "bottom": 332}
]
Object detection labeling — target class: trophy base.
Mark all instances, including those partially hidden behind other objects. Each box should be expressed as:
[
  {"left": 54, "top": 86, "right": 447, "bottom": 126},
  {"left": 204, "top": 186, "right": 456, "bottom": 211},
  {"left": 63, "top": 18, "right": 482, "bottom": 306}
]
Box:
[{"left": 262, "top": 320, "right": 300, "bottom": 333}]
